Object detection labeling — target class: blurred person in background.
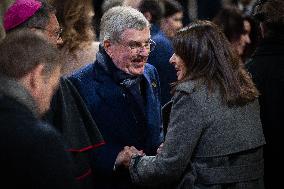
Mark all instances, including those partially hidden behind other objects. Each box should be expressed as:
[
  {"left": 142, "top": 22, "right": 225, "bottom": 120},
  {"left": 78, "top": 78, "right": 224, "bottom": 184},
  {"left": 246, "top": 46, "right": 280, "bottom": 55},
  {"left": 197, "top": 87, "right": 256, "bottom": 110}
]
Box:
[
  {"left": 4, "top": 0, "right": 63, "bottom": 47},
  {"left": 123, "top": 0, "right": 142, "bottom": 9},
  {"left": 213, "top": 6, "right": 251, "bottom": 61},
  {"left": 51, "top": 0, "right": 99, "bottom": 76},
  {"left": 194, "top": 0, "right": 223, "bottom": 20},
  {"left": 160, "top": 0, "right": 183, "bottom": 40},
  {"left": 138, "top": 0, "right": 164, "bottom": 36},
  {"left": 231, "top": 0, "right": 258, "bottom": 16},
  {"left": 246, "top": 0, "right": 284, "bottom": 188},
  {"left": 241, "top": 15, "right": 261, "bottom": 63},
  {"left": 142, "top": 0, "right": 183, "bottom": 106}
]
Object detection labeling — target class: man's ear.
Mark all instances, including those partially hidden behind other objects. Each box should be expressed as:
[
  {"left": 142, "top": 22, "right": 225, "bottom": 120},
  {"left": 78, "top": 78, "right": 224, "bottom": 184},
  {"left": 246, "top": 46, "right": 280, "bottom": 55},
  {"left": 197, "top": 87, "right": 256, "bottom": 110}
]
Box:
[
  {"left": 29, "top": 64, "right": 45, "bottom": 95},
  {"left": 103, "top": 39, "right": 113, "bottom": 56}
]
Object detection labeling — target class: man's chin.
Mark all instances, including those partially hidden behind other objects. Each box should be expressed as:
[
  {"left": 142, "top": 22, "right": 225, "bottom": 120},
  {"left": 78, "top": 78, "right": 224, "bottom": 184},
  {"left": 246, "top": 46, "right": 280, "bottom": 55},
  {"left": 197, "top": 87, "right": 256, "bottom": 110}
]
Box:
[{"left": 129, "top": 67, "right": 145, "bottom": 75}]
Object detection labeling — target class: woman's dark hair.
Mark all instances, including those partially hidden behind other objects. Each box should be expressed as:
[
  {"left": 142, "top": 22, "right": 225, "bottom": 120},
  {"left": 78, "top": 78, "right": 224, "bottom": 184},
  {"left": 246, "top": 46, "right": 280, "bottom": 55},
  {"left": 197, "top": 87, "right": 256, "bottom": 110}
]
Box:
[
  {"left": 172, "top": 20, "right": 259, "bottom": 106},
  {"left": 213, "top": 6, "right": 246, "bottom": 43}
]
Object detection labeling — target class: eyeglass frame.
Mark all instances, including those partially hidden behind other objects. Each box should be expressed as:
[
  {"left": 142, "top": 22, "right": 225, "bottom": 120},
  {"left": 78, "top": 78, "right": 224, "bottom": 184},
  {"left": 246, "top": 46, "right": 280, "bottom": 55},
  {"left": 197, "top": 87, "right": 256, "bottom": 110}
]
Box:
[
  {"left": 116, "top": 38, "right": 156, "bottom": 53},
  {"left": 33, "top": 27, "right": 63, "bottom": 40}
]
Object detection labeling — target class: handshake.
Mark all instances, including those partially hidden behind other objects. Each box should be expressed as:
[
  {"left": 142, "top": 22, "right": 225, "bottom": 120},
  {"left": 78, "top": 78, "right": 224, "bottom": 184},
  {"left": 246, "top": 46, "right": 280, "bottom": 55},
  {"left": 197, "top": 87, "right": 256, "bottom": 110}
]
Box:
[
  {"left": 114, "top": 146, "right": 144, "bottom": 169},
  {"left": 114, "top": 143, "right": 164, "bottom": 169}
]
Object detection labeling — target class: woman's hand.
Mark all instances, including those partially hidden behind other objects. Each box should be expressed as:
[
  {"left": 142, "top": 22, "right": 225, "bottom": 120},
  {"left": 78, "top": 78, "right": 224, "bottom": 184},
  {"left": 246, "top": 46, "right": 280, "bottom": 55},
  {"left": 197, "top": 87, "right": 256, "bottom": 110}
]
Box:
[{"left": 157, "top": 143, "right": 164, "bottom": 154}]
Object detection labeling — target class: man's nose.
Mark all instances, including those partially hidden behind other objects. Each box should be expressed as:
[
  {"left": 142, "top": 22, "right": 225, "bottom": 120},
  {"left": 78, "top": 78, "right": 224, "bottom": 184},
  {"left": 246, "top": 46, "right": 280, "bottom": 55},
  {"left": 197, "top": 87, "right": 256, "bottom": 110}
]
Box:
[{"left": 138, "top": 46, "right": 150, "bottom": 56}]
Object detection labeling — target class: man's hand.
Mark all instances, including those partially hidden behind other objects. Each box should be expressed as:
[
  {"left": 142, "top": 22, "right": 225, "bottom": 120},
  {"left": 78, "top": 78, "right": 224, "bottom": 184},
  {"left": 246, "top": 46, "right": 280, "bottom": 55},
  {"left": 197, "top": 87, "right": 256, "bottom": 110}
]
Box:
[{"left": 115, "top": 146, "right": 144, "bottom": 168}]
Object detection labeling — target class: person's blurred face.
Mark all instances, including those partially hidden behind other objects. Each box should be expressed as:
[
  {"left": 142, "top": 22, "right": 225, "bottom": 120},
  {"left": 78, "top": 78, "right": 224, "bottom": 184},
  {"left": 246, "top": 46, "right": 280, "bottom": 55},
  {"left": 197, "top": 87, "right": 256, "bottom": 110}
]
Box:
[
  {"left": 170, "top": 53, "right": 186, "bottom": 80},
  {"left": 42, "top": 13, "right": 63, "bottom": 47},
  {"left": 37, "top": 66, "right": 61, "bottom": 116},
  {"left": 105, "top": 27, "right": 153, "bottom": 76},
  {"left": 123, "top": 0, "right": 142, "bottom": 9},
  {"left": 232, "top": 20, "right": 251, "bottom": 55},
  {"left": 162, "top": 12, "right": 183, "bottom": 38}
]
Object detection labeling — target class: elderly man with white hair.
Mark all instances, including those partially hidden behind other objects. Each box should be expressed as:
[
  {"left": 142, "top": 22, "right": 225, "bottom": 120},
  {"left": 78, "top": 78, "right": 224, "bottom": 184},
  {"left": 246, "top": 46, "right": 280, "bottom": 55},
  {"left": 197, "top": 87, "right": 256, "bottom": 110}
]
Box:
[{"left": 69, "top": 6, "right": 163, "bottom": 189}]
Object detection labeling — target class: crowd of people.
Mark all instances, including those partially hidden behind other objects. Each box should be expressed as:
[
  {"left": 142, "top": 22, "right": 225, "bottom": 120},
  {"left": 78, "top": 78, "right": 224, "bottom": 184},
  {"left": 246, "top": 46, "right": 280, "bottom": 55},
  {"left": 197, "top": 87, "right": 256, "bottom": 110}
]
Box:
[{"left": 0, "top": 0, "right": 283, "bottom": 188}]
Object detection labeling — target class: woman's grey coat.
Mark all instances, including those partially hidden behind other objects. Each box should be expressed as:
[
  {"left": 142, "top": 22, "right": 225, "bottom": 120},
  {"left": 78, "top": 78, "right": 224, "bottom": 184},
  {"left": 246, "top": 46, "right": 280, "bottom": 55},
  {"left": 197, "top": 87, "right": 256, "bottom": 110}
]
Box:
[{"left": 129, "top": 80, "right": 265, "bottom": 189}]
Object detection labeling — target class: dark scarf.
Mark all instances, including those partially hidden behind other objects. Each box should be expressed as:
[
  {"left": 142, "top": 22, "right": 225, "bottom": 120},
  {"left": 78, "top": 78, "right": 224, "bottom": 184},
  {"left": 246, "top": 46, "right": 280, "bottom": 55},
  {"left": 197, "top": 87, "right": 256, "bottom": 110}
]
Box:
[
  {"left": 96, "top": 46, "right": 147, "bottom": 122},
  {"left": 96, "top": 45, "right": 142, "bottom": 89}
]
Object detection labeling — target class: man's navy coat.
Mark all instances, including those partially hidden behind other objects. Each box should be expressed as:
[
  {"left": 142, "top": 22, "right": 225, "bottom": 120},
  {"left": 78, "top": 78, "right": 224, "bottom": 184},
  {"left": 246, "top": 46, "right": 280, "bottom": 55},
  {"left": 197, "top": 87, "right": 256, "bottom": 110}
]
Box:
[{"left": 69, "top": 49, "right": 163, "bottom": 188}]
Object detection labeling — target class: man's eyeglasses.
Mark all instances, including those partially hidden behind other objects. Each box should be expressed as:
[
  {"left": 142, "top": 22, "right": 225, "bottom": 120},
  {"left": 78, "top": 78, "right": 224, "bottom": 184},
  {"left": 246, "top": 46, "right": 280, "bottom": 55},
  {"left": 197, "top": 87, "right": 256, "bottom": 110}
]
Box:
[
  {"left": 55, "top": 28, "right": 63, "bottom": 40},
  {"left": 120, "top": 39, "right": 156, "bottom": 53},
  {"left": 34, "top": 27, "right": 63, "bottom": 40}
]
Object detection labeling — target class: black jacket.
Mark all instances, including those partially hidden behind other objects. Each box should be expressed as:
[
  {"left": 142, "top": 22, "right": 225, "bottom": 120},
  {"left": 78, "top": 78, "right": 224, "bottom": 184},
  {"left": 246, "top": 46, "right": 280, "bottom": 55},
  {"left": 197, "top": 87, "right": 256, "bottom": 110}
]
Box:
[
  {"left": 246, "top": 35, "right": 284, "bottom": 188},
  {"left": 247, "top": 36, "right": 284, "bottom": 138},
  {"left": 44, "top": 77, "right": 105, "bottom": 189},
  {"left": 0, "top": 77, "right": 78, "bottom": 189}
]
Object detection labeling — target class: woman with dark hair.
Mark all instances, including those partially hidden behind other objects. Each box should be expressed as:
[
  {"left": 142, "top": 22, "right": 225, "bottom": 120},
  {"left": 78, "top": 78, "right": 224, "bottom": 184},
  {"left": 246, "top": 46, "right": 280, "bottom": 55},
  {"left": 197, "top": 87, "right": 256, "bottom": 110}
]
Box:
[
  {"left": 115, "top": 20, "right": 265, "bottom": 189},
  {"left": 213, "top": 6, "right": 251, "bottom": 59}
]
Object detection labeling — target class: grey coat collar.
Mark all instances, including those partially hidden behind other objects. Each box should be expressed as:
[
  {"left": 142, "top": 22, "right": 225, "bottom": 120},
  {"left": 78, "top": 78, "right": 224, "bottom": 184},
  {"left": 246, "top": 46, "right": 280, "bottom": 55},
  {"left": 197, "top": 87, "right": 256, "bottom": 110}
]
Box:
[
  {"left": 0, "top": 76, "right": 39, "bottom": 117},
  {"left": 175, "top": 79, "right": 205, "bottom": 94}
]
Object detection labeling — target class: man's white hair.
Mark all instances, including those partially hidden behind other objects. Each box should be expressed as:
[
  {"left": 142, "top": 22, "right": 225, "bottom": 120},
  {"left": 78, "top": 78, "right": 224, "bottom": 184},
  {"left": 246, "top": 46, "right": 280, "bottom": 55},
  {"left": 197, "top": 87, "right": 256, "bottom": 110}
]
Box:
[{"left": 99, "top": 6, "right": 150, "bottom": 43}]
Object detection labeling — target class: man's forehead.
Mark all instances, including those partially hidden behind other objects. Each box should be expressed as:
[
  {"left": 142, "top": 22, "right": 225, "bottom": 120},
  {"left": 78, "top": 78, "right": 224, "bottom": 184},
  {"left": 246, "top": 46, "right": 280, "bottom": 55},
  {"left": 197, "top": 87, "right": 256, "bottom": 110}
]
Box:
[{"left": 120, "top": 27, "right": 150, "bottom": 41}]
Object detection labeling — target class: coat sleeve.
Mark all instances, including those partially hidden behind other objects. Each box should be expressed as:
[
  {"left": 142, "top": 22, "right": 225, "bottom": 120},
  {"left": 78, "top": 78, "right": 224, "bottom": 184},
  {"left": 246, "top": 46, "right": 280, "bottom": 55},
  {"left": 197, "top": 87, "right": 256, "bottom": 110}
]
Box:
[
  {"left": 129, "top": 91, "right": 205, "bottom": 187},
  {"left": 25, "top": 123, "right": 79, "bottom": 189}
]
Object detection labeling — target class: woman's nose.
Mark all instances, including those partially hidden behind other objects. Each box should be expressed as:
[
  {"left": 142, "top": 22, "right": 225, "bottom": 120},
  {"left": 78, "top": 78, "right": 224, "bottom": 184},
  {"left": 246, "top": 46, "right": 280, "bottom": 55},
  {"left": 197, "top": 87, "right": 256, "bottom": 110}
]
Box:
[
  {"left": 244, "top": 34, "right": 251, "bottom": 44},
  {"left": 169, "top": 54, "right": 175, "bottom": 65}
]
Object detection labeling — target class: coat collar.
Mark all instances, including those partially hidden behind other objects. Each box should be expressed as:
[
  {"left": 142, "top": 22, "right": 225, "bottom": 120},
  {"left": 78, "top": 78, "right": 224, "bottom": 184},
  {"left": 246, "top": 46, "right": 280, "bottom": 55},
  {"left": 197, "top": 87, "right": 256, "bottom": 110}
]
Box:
[
  {"left": 93, "top": 50, "right": 159, "bottom": 114},
  {"left": 95, "top": 45, "right": 143, "bottom": 85},
  {"left": 0, "top": 76, "right": 39, "bottom": 117}
]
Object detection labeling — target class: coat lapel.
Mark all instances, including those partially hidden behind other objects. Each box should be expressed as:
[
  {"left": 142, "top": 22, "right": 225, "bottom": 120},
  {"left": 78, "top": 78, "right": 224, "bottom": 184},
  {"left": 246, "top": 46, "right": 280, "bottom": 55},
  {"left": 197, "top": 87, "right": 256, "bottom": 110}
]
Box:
[
  {"left": 143, "top": 70, "right": 163, "bottom": 151},
  {"left": 93, "top": 67, "right": 128, "bottom": 110}
]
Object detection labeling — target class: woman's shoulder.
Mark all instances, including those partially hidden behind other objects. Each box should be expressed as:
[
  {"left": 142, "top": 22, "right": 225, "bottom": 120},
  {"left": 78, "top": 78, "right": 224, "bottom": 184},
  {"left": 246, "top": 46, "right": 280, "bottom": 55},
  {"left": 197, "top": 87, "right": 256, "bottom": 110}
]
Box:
[
  {"left": 174, "top": 80, "right": 222, "bottom": 110},
  {"left": 175, "top": 80, "right": 207, "bottom": 95}
]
